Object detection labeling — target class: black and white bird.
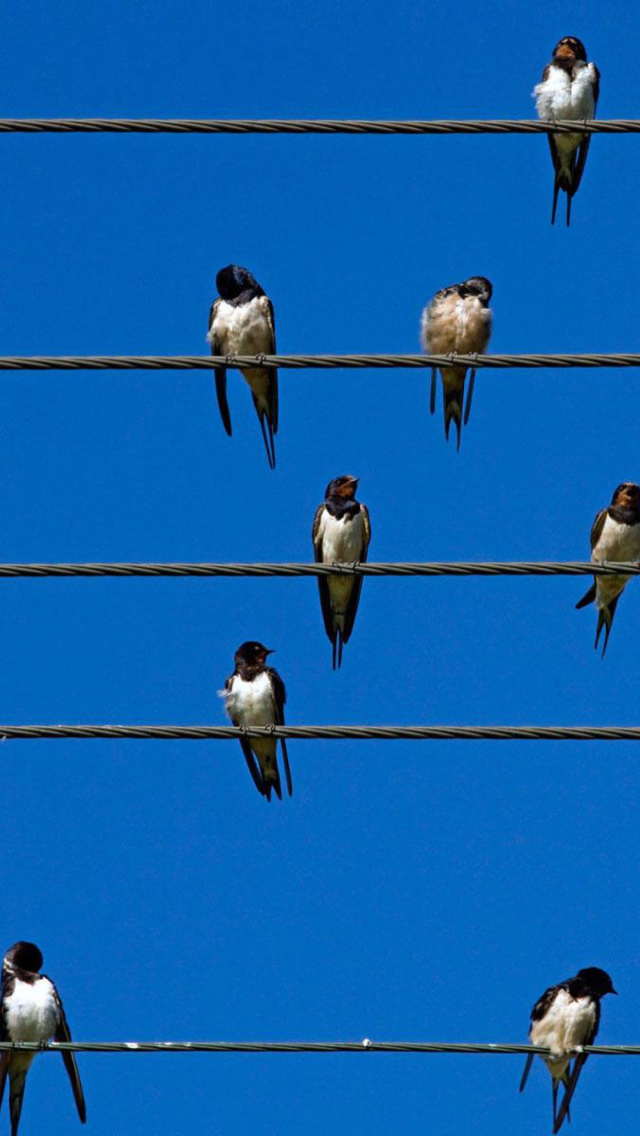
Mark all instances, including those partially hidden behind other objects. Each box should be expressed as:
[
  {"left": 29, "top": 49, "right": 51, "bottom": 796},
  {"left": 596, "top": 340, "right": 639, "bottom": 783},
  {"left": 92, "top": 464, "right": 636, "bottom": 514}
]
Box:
[
  {"left": 207, "top": 265, "right": 279, "bottom": 469},
  {"left": 533, "top": 36, "right": 600, "bottom": 226},
  {"left": 575, "top": 482, "right": 640, "bottom": 656},
  {"left": 312, "top": 476, "right": 371, "bottom": 669},
  {"left": 0, "top": 941, "right": 86, "bottom": 1136},
  {"left": 220, "top": 641, "right": 292, "bottom": 801},
  {"left": 420, "top": 277, "right": 493, "bottom": 451},
  {"left": 519, "top": 966, "right": 616, "bottom": 1133}
]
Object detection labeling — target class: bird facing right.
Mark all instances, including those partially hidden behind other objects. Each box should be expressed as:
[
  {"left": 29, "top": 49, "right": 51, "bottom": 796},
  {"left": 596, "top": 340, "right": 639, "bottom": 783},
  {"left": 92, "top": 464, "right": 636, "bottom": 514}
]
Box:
[
  {"left": 0, "top": 941, "right": 86, "bottom": 1136},
  {"left": 420, "top": 276, "right": 493, "bottom": 450},
  {"left": 533, "top": 36, "right": 600, "bottom": 226},
  {"left": 575, "top": 481, "right": 640, "bottom": 657},
  {"left": 519, "top": 966, "right": 616, "bottom": 1133},
  {"left": 220, "top": 641, "right": 292, "bottom": 801}
]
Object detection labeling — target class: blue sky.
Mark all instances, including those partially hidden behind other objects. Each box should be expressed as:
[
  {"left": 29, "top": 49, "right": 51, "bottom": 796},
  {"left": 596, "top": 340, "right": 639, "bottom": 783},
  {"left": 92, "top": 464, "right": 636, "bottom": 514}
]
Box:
[{"left": 1, "top": 0, "right": 640, "bottom": 1133}]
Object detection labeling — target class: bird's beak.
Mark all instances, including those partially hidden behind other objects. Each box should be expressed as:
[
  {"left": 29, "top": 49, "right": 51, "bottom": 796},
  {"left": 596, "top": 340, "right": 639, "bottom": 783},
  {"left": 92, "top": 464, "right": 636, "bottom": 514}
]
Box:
[
  {"left": 612, "top": 988, "right": 618, "bottom": 995},
  {"left": 265, "top": 649, "right": 275, "bottom": 656}
]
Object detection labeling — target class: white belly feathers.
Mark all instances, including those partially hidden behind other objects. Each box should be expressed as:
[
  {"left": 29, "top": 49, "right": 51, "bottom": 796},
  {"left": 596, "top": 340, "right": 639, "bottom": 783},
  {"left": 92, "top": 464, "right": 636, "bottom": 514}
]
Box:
[
  {"left": 531, "top": 989, "right": 596, "bottom": 1076},
  {"left": 4, "top": 976, "right": 59, "bottom": 1042},
  {"left": 534, "top": 64, "right": 596, "bottom": 121},
  {"left": 593, "top": 514, "right": 640, "bottom": 607},
  {"left": 317, "top": 510, "right": 364, "bottom": 617},
  {"left": 421, "top": 294, "right": 491, "bottom": 357},
  {"left": 224, "top": 671, "right": 275, "bottom": 728}
]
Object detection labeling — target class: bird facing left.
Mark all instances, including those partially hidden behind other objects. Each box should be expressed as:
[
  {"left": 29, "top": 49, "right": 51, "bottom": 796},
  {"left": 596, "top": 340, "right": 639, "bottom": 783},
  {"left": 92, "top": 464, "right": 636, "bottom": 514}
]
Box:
[
  {"left": 0, "top": 941, "right": 86, "bottom": 1136},
  {"left": 207, "top": 264, "right": 279, "bottom": 469}
]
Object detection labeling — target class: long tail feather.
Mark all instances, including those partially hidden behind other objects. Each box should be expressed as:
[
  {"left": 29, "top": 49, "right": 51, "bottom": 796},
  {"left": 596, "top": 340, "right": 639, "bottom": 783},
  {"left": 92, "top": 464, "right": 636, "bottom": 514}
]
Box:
[
  {"left": 575, "top": 582, "right": 596, "bottom": 609},
  {"left": 281, "top": 740, "right": 293, "bottom": 797},
  {"left": 258, "top": 413, "right": 276, "bottom": 470},
  {"left": 595, "top": 594, "right": 620, "bottom": 658},
  {"left": 430, "top": 369, "right": 437, "bottom": 414},
  {"left": 551, "top": 179, "right": 560, "bottom": 226},
  {"left": 553, "top": 1055, "right": 587, "bottom": 1134},
  {"left": 464, "top": 370, "right": 476, "bottom": 426},
  {"left": 519, "top": 1053, "right": 534, "bottom": 1093}
]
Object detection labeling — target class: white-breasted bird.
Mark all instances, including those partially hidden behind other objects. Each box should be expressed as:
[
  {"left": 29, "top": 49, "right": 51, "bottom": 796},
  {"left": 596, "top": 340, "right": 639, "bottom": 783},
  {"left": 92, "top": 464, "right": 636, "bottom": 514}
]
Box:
[
  {"left": 533, "top": 36, "right": 600, "bottom": 226},
  {"left": 220, "top": 641, "right": 292, "bottom": 801},
  {"left": 312, "top": 475, "right": 371, "bottom": 669},
  {"left": 420, "top": 276, "right": 493, "bottom": 450},
  {"left": 0, "top": 941, "right": 86, "bottom": 1136},
  {"left": 575, "top": 481, "right": 640, "bottom": 656}
]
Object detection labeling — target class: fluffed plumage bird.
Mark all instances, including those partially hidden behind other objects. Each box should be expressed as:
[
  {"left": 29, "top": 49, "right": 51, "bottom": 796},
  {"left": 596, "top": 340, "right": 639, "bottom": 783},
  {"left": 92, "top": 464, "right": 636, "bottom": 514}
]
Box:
[
  {"left": 575, "top": 481, "right": 640, "bottom": 657},
  {"left": 420, "top": 276, "right": 493, "bottom": 450},
  {"left": 312, "top": 475, "right": 371, "bottom": 669},
  {"left": 0, "top": 941, "right": 86, "bottom": 1136},
  {"left": 207, "top": 265, "right": 279, "bottom": 469},
  {"left": 533, "top": 36, "right": 600, "bottom": 226},
  {"left": 220, "top": 641, "right": 292, "bottom": 801},
  {"left": 519, "top": 966, "right": 616, "bottom": 1133}
]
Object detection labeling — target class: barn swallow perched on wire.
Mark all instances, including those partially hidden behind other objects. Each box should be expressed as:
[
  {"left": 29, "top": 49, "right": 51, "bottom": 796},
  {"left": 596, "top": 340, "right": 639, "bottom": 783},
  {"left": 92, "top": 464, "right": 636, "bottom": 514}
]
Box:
[
  {"left": 420, "top": 277, "right": 493, "bottom": 450},
  {"left": 207, "top": 265, "right": 279, "bottom": 469},
  {"left": 312, "top": 475, "right": 371, "bottom": 669},
  {"left": 220, "top": 641, "right": 292, "bottom": 801},
  {"left": 575, "top": 482, "right": 640, "bottom": 657},
  {"left": 0, "top": 941, "right": 86, "bottom": 1136},
  {"left": 533, "top": 37, "right": 600, "bottom": 226},
  {"left": 519, "top": 966, "right": 616, "bottom": 1133}
]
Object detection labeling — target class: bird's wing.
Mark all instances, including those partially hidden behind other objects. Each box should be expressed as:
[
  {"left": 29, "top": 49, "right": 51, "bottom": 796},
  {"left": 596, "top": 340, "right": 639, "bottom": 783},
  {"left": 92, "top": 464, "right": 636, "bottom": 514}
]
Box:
[
  {"left": 342, "top": 504, "right": 371, "bottom": 643},
  {"left": 590, "top": 507, "right": 608, "bottom": 552},
  {"left": 52, "top": 988, "right": 87, "bottom": 1124},
  {"left": 209, "top": 299, "right": 232, "bottom": 436},
  {"left": 570, "top": 64, "right": 600, "bottom": 199},
  {"left": 312, "top": 505, "right": 336, "bottom": 640},
  {"left": 268, "top": 667, "right": 292, "bottom": 796}
]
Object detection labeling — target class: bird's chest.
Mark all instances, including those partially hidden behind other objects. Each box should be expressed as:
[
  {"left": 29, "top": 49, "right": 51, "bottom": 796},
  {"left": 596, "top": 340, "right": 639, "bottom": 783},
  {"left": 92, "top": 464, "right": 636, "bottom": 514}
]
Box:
[
  {"left": 227, "top": 673, "right": 274, "bottom": 725},
  {"left": 537, "top": 67, "right": 595, "bottom": 119},
  {"left": 4, "top": 979, "right": 58, "bottom": 1042},
  {"left": 595, "top": 515, "right": 640, "bottom": 562},
  {"left": 319, "top": 511, "right": 363, "bottom": 562},
  {"left": 214, "top": 300, "right": 268, "bottom": 354},
  {"left": 531, "top": 990, "right": 595, "bottom": 1053}
]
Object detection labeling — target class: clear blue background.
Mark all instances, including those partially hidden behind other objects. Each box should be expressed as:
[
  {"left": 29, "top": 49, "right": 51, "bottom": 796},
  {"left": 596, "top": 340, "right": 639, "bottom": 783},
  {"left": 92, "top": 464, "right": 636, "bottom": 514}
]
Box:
[{"left": 0, "top": 1, "right": 638, "bottom": 1133}]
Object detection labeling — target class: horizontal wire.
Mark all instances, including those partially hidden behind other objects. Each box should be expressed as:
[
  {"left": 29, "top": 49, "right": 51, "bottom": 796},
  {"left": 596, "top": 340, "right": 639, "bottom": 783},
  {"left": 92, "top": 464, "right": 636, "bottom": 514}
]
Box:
[
  {"left": 0, "top": 1039, "right": 637, "bottom": 1056},
  {"left": 0, "top": 118, "right": 638, "bottom": 135},
  {"left": 0, "top": 561, "right": 635, "bottom": 579},
  {"left": 2, "top": 725, "right": 640, "bottom": 741},
  {"left": 1, "top": 353, "right": 640, "bottom": 370}
]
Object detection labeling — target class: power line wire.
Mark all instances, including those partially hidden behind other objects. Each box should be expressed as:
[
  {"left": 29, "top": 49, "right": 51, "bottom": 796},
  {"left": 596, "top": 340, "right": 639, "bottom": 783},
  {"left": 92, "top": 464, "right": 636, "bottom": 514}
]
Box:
[
  {"left": 2, "top": 725, "right": 640, "bottom": 741},
  {"left": 0, "top": 561, "right": 636, "bottom": 578},
  {"left": 0, "top": 1039, "right": 637, "bottom": 1055},
  {"left": 2, "top": 354, "right": 640, "bottom": 370},
  {"left": 0, "top": 118, "right": 638, "bottom": 134}
]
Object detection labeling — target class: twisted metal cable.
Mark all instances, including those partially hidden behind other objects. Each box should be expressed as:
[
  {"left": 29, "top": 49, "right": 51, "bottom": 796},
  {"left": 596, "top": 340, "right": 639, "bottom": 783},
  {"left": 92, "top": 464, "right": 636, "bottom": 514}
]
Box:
[
  {"left": 2, "top": 354, "right": 640, "bottom": 370},
  {"left": 0, "top": 561, "right": 636, "bottom": 579},
  {"left": 0, "top": 1039, "right": 637, "bottom": 1055},
  {"left": 2, "top": 725, "right": 640, "bottom": 741},
  {"left": 0, "top": 118, "right": 638, "bottom": 135}
]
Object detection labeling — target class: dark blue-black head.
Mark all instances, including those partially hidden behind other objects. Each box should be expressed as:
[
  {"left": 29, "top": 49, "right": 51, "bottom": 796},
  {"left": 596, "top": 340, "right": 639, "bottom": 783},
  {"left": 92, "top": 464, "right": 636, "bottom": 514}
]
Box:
[
  {"left": 461, "top": 277, "right": 493, "bottom": 304},
  {"left": 611, "top": 482, "right": 640, "bottom": 509},
  {"left": 325, "top": 475, "right": 359, "bottom": 501},
  {"left": 235, "top": 641, "right": 274, "bottom": 668},
  {"left": 553, "top": 36, "right": 587, "bottom": 62},
  {"left": 216, "top": 265, "right": 264, "bottom": 301},
  {"left": 5, "top": 941, "right": 43, "bottom": 972},
  {"left": 577, "top": 967, "right": 617, "bottom": 997}
]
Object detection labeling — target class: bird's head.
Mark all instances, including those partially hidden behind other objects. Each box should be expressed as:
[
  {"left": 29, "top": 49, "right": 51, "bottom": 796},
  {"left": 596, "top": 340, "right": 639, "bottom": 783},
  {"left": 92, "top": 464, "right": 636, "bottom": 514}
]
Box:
[
  {"left": 235, "top": 641, "right": 274, "bottom": 668},
  {"left": 216, "top": 264, "right": 263, "bottom": 301},
  {"left": 325, "top": 475, "right": 359, "bottom": 500},
  {"left": 4, "top": 941, "right": 43, "bottom": 973},
  {"left": 460, "top": 277, "right": 493, "bottom": 304},
  {"left": 577, "top": 967, "right": 617, "bottom": 997},
  {"left": 611, "top": 482, "right": 640, "bottom": 509},
  {"left": 553, "top": 36, "right": 587, "bottom": 64}
]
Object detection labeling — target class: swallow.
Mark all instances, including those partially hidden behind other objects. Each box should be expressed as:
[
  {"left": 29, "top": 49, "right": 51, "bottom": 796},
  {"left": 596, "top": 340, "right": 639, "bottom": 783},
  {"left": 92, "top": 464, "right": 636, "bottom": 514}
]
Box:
[
  {"left": 207, "top": 265, "right": 279, "bottom": 469},
  {"left": 220, "top": 641, "right": 292, "bottom": 801},
  {"left": 0, "top": 941, "right": 86, "bottom": 1136},
  {"left": 533, "top": 36, "right": 600, "bottom": 226},
  {"left": 519, "top": 966, "right": 616, "bottom": 1133},
  {"left": 312, "top": 476, "right": 371, "bottom": 669},
  {"left": 420, "top": 277, "right": 493, "bottom": 450},
  {"left": 575, "top": 481, "right": 640, "bottom": 656}
]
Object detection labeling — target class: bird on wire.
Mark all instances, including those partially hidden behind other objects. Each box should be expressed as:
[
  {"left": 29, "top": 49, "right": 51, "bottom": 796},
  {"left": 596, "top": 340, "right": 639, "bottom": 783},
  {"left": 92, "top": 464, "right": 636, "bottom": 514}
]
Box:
[
  {"left": 220, "top": 641, "right": 292, "bottom": 801},
  {"left": 0, "top": 941, "right": 86, "bottom": 1136},
  {"left": 420, "top": 276, "right": 493, "bottom": 450},
  {"left": 575, "top": 481, "right": 640, "bottom": 657},
  {"left": 312, "top": 475, "right": 371, "bottom": 669},
  {"left": 519, "top": 966, "right": 616, "bottom": 1133},
  {"left": 207, "top": 265, "right": 279, "bottom": 469},
  {"left": 533, "top": 36, "right": 600, "bottom": 226}
]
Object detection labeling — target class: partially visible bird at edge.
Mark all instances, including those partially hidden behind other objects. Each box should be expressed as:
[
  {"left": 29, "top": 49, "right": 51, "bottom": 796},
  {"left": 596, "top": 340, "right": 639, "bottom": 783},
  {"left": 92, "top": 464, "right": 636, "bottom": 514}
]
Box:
[{"left": 575, "top": 481, "right": 640, "bottom": 657}]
